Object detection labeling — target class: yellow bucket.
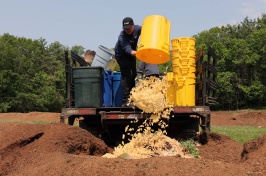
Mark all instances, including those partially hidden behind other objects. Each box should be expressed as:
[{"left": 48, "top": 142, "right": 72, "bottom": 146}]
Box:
[
  {"left": 175, "top": 66, "right": 196, "bottom": 78},
  {"left": 171, "top": 37, "right": 195, "bottom": 50},
  {"left": 172, "top": 60, "right": 196, "bottom": 77},
  {"left": 166, "top": 72, "right": 175, "bottom": 105},
  {"left": 136, "top": 15, "right": 171, "bottom": 64},
  {"left": 172, "top": 56, "right": 196, "bottom": 68},
  {"left": 171, "top": 49, "right": 196, "bottom": 61},
  {"left": 174, "top": 77, "right": 196, "bottom": 106}
]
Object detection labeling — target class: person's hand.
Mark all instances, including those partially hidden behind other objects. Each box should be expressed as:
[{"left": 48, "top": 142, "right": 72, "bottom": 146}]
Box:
[{"left": 131, "top": 50, "right": 136, "bottom": 56}]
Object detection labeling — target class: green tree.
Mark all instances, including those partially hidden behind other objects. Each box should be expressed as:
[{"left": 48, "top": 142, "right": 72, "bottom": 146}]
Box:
[{"left": 0, "top": 33, "right": 65, "bottom": 112}]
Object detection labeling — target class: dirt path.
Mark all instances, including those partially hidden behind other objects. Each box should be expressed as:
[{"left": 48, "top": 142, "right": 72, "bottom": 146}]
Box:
[{"left": 0, "top": 110, "right": 266, "bottom": 176}]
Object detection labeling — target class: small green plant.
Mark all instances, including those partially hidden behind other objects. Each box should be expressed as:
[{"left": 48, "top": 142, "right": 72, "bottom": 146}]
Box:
[
  {"left": 119, "top": 153, "right": 130, "bottom": 159},
  {"left": 180, "top": 139, "right": 199, "bottom": 158}
]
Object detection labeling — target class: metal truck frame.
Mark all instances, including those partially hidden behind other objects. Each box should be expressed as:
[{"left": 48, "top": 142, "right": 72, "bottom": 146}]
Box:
[{"left": 60, "top": 46, "right": 218, "bottom": 143}]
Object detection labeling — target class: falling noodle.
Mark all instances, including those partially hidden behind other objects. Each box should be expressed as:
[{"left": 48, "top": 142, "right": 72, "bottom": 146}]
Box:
[{"left": 102, "top": 75, "right": 195, "bottom": 159}]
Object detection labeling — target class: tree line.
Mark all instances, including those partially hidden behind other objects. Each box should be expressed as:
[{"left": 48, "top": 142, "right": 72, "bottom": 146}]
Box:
[
  {"left": 194, "top": 14, "right": 266, "bottom": 109},
  {"left": 0, "top": 14, "right": 265, "bottom": 112}
]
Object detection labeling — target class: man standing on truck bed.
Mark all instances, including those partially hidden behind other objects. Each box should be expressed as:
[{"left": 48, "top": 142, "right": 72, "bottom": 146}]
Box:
[{"left": 114, "top": 17, "right": 141, "bottom": 107}]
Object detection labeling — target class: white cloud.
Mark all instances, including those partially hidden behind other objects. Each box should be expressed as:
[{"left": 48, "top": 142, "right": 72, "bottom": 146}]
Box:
[
  {"left": 238, "top": 1, "right": 262, "bottom": 19},
  {"left": 228, "top": 19, "right": 241, "bottom": 26},
  {"left": 227, "top": 0, "right": 265, "bottom": 27}
]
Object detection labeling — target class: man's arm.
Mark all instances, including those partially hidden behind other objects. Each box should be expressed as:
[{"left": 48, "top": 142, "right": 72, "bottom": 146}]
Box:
[{"left": 121, "top": 37, "right": 134, "bottom": 56}]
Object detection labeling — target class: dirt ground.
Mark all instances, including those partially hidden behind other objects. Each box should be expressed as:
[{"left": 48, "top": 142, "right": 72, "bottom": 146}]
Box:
[{"left": 0, "top": 110, "right": 266, "bottom": 176}]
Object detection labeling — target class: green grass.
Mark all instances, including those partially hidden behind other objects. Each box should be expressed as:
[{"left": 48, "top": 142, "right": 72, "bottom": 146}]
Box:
[
  {"left": 30, "top": 121, "right": 56, "bottom": 124},
  {"left": 0, "top": 120, "right": 55, "bottom": 124},
  {"left": 0, "top": 120, "right": 27, "bottom": 124},
  {"left": 0, "top": 119, "right": 78, "bottom": 125},
  {"left": 211, "top": 126, "right": 266, "bottom": 144}
]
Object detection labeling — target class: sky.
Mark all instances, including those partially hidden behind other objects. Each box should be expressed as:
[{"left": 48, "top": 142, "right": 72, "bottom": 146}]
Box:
[{"left": 1, "top": 0, "right": 266, "bottom": 52}]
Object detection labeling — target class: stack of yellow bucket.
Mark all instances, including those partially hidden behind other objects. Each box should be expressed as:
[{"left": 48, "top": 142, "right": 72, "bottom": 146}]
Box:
[{"left": 171, "top": 37, "right": 196, "bottom": 106}]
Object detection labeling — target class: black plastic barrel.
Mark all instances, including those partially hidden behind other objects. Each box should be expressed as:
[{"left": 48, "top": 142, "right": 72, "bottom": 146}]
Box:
[{"left": 73, "top": 67, "right": 104, "bottom": 108}]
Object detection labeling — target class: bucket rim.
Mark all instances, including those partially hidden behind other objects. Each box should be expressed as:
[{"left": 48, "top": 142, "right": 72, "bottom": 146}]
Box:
[{"left": 98, "top": 45, "right": 115, "bottom": 55}]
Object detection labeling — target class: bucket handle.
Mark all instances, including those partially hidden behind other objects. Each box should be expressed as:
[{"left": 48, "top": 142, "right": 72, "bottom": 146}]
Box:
[
  {"left": 138, "top": 44, "right": 144, "bottom": 49},
  {"left": 162, "top": 43, "right": 170, "bottom": 51},
  {"left": 104, "top": 74, "right": 113, "bottom": 91}
]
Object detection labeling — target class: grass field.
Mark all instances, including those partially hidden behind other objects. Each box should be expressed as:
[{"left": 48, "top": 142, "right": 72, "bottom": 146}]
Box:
[
  {"left": 211, "top": 126, "right": 266, "bottom": 144},
  {"left": 0, "top": 120, "right": 54, "bottom": 124}
]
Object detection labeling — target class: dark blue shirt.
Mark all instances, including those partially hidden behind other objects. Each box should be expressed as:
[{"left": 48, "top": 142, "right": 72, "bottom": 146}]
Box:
[{"left": 114, "top": 25, "right": 141, "bottom": 57}]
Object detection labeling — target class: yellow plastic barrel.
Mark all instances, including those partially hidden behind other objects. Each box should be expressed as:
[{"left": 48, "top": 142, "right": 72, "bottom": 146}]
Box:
[
  {"left": 174, "top": 77, "right": 196, "bottom": 106},
  {"left": 166, "top": 72, "right": 175, "bottom": 106},
  {"left": 136, "top": 15, "right": 171, "bottom": 64}
]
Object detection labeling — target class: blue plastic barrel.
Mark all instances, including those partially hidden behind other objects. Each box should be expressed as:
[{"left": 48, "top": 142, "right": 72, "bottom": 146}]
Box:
[
  {"left": 102, "top": 70, "right": 113, "bottom": 107},
  {"left": 112, "top": 72, "right": 123, "bottom": 107}
]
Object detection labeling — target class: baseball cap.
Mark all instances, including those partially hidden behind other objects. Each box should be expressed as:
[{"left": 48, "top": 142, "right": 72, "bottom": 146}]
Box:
[{"left": 122, "top": 17, "right": 134, "bottom": 29}]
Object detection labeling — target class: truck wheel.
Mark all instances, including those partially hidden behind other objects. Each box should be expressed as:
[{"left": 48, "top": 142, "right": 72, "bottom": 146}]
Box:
[
  {"left": 68, "top": 116, "right": 75, "bottom": 125},
  {"left": 79, "top": 120, "right": 101, "bottom": 138}
]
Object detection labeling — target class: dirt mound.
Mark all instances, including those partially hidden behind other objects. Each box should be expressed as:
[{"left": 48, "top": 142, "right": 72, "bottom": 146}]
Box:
[
  {"left": 198, "top": 132, "right": 243, "bottom": 163},
  {"left": 0, "top": 123, "right": 112, "bottom": 155},
  {"left": 0, "top": 111, "right": 266, "bottom": 175},
  {"left": 241, "top": 134, "right": 266, "bottom": 160},
  {"left": 241, "top": 134, "right": 266, "bottom": 175},
  {"left": 0, "top": 123, "right": 112, "bottom": 175},
  {"left": 0, "top": 123, "right": 248, "bottom": 176},
  {"left": 211, "top": 110, "right": 266, "bottom": 127}
]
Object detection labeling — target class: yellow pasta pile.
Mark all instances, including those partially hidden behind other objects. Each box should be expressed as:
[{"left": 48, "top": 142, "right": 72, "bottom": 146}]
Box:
[
  {"left": 102, "top": 129, "right": 188, "bottom": 159},
  {"left": 102, "top": 75, "right": 193, "bottom": 159}
]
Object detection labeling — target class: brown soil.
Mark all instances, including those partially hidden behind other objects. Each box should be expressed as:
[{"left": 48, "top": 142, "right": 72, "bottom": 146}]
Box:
[{"left": 0, "top": 110, "right": 266, "bottom": 176}]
